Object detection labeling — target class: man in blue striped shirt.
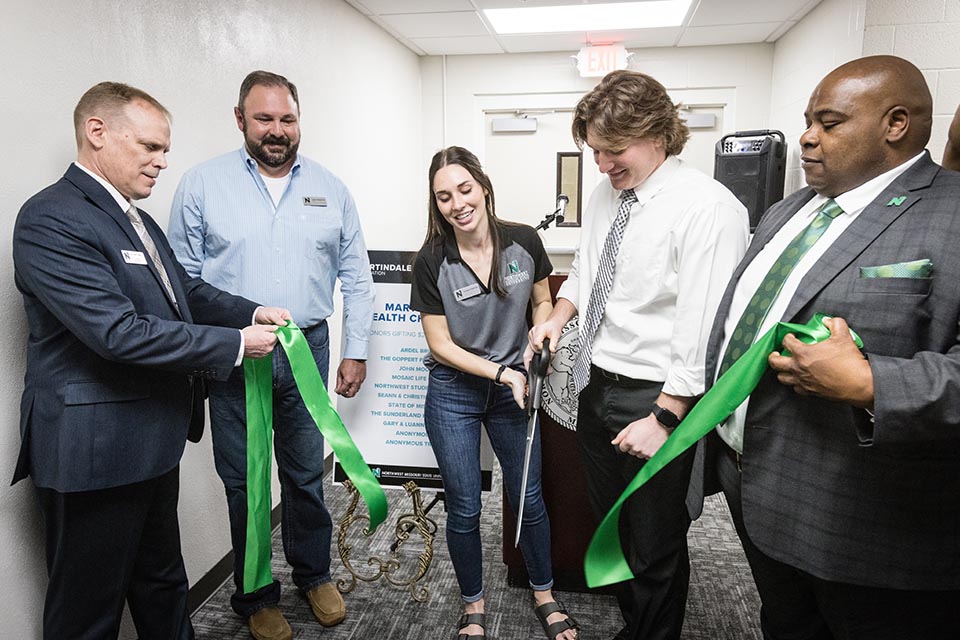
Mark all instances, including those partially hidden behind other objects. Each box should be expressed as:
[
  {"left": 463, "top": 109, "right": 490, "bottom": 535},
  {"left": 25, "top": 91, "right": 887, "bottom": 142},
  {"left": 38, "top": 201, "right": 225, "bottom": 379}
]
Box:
[{"left": 169, "top": 70, "right": 374, "bottom": 640}]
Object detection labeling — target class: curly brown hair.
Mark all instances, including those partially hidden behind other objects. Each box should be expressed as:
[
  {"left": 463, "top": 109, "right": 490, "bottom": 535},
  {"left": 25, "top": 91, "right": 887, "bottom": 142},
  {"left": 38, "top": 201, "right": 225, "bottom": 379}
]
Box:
[{"left": 572, "top": 70, "right": 689, "bottom": 155}]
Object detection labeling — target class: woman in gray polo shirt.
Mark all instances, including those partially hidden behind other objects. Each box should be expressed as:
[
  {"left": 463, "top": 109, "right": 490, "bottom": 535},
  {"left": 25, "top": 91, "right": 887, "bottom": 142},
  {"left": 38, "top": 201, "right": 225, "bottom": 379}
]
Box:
[{"left": 411, "top": 147, "right": 579, "bottom": 640}]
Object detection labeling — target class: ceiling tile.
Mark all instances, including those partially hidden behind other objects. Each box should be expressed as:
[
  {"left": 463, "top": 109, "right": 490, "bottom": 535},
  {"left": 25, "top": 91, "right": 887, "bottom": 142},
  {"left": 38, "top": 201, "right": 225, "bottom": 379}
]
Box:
[
  {"left": 619, "top": 27, "right": 685, "bottom": 48},
  {"left": 379, "top": 11, "right": 491, "bottom": 39},
  {"left": 678, "top": 22, "right": 781, "bottom": 47},
  {"left": 358, "top": 0, "right": 476, "bottom": 13},
  {"left": 475, "top": 0, "right": 643, "bottom": 8},
  {"left": 410, "top": 36, "right": 506, "bottom": 55},
  {"left": 347, "top": 0, "right": 824, "bottom": 56},
  {"left": 688, "top": 0, "right": 819, "bottom": 26},
  {"left": 342, "top": 0, "right": 373, "bottom": 15},
  {"left": 498, "top": 32, "right": 593, "bottom": 54}
]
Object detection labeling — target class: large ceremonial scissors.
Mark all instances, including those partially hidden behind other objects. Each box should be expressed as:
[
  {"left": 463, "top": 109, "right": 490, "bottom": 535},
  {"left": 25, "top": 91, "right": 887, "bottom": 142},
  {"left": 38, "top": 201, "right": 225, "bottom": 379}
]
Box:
[{"left": 515, "top": 338, "right": 551, "bottom": 547}]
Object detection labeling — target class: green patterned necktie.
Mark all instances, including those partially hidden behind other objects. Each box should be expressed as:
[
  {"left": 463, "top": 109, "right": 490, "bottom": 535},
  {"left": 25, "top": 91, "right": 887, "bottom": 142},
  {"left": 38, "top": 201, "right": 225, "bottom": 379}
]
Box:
[{"left": 718, "top": 199, "right": 844, "bottom": 375}]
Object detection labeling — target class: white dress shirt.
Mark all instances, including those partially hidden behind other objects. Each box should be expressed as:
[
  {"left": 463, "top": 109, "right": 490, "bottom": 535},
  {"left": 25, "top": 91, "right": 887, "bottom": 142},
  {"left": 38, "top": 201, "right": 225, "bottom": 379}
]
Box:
[
  {"left": 558, "top": 155, "right": 749, "bottom": 396},
  {"left": 716, "top": 151, "right": 925, "bottom": 453}
]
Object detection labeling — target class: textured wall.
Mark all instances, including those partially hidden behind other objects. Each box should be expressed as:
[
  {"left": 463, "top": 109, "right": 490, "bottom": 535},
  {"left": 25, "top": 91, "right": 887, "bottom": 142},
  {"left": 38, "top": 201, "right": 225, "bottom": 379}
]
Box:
[
  {"left": 0, "top": 1, "right": 421, "bottom": 637},
  {"left": 862, "top": 0, "right": 960, "bottom": 162},
  {"left": 768, "top": 0, "right": 960, "bottom": 195},
  {"left": 768, "top": 0, "right": 867, "bottom": 194}
]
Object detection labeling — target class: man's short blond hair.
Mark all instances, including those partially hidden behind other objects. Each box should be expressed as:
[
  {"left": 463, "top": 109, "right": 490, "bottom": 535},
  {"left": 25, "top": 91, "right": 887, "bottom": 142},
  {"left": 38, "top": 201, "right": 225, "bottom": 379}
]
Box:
[
  {"left": 73, "top": 82, "right": 171, "bottom": 148},
  {"left": 572, "top": 70, "right": 689, "bottom": 155}
]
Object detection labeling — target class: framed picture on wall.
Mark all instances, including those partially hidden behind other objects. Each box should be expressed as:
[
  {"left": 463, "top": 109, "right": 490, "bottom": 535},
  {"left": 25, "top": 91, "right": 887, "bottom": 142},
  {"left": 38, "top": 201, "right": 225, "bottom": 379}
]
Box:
[{"left": 556, "top": 151, "right": 582, "bottom": 227}]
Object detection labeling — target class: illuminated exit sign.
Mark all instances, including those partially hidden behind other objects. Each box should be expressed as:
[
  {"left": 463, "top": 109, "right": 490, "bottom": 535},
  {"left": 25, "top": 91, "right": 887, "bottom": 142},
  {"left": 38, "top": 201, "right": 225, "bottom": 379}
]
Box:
[{"left": 576, "top": 44, "right": 629, "bottom": 78}]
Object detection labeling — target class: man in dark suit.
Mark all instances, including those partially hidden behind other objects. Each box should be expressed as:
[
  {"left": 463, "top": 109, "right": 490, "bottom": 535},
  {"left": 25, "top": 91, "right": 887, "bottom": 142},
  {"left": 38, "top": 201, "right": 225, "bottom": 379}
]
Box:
[
  {"left": 691, "top": 56, "right": 960, "bottom": 638},
  {"left": 12, "top": 82, "right": 289, "bottom": 639}
]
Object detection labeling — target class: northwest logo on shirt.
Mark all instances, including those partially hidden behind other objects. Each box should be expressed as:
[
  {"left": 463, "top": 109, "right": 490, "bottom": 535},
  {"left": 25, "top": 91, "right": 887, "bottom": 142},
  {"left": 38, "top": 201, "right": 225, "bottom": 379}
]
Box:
[{"left": 503, "top": 260, "right": 530, "bottom": 287}]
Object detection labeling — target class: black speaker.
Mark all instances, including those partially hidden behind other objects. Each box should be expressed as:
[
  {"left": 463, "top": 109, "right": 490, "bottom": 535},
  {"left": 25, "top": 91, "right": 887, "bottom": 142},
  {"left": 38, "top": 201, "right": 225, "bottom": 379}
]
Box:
[{"left": 714, "top": 130, "right": 786, "bottom": 231}]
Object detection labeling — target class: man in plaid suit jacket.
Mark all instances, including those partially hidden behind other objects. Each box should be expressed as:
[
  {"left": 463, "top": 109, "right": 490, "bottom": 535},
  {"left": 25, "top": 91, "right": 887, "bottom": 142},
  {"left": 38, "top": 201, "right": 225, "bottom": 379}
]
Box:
[{"left": 689, "top": 55, "right": 960, "bottom": 639}]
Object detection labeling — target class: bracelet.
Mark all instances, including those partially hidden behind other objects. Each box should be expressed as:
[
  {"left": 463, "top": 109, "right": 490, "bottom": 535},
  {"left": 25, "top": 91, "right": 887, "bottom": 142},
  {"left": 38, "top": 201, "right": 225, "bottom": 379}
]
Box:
[{"left": 494, "top": 364, "right": 507, "bottom": 385}]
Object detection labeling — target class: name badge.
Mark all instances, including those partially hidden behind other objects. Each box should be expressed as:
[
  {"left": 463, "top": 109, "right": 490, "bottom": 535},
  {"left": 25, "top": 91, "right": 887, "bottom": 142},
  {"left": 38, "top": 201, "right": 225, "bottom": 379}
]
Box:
[
  {"left": 303, "top": 197, "right": 327, "bottom": 207},
  {"left": 122, "top": 250, "right": 148, "bottom": 265},
  {"left": 454, "top": 283, "right": 482, "bottom": 301}
]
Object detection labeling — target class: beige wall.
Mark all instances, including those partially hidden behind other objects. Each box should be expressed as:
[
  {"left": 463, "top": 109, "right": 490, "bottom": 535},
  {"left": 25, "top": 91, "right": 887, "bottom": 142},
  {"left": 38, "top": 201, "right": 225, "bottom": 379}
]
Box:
[
  {"left": 418, "top": 44, "right": 775, "bottom": 260},
  {"left": 768, "top": 0, "right": 960, "bottom": 195},
  {"left": 0, "top": 1, "right": 421, "bottom": 637},
  {"left": 420, "top": 44, "right": 776, "bottom": 154},
  {"left": 769, "top": 0, "right": 867, "bottom": 193},
  {"left": 863, "top": 0, "right": 960, "bottom": 161}
]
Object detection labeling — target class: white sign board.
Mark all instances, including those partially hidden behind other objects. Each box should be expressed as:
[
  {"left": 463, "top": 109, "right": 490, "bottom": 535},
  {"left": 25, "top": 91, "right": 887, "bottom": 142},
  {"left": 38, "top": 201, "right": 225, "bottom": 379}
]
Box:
[{"left": 335, "top": 250, "right": 493, "bottom": 490}]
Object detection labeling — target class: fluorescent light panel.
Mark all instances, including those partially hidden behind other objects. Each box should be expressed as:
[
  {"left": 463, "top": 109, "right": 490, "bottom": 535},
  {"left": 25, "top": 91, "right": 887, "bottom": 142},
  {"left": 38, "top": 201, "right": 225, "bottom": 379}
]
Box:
[{"left": 484, "top": 1, "right": 692, "bottom": 34}]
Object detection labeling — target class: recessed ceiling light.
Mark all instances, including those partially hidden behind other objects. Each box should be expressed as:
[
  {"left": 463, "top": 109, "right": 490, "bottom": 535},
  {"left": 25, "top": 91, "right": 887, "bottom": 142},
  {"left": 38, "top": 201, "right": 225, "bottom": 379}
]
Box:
[{"left": 484, "top": 1, "right": 693, "bottom": 35}]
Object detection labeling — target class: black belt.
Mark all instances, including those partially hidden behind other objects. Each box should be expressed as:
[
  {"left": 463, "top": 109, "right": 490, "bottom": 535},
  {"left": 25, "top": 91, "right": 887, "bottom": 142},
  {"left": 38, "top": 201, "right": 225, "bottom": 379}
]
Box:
[
  {"left": 591, "top": 365, "right": 653, "bottom": 388},
  {"left": 715, "top": 432, "right": 742, "bottom": 472}
]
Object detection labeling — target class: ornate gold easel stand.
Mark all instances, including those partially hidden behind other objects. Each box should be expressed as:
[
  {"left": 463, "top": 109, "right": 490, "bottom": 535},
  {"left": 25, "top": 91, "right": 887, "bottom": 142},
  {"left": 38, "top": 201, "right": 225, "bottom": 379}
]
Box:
[{"left": 336, "top": 480, "right": 438, "bottom": 602}]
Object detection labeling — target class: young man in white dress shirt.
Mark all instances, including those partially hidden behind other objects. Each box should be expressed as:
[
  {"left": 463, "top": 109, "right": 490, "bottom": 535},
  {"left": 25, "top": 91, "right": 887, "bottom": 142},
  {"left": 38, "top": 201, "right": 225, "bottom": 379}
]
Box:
[{"left": 528, "top": 70, "right": 749, "bottom": 640}]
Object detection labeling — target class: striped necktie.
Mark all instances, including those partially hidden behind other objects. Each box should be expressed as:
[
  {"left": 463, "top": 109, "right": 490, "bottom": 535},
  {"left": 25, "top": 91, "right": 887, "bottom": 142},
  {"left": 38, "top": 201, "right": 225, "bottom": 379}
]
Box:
[
  {"left": 125, "top": 204, "right": 179, "bottom": 311},
  {"left": 571, "top": 188, "right": 638, "bottom": 394},
  {"left": 718, "top": 198, "right": 844, "bottom": 376}
]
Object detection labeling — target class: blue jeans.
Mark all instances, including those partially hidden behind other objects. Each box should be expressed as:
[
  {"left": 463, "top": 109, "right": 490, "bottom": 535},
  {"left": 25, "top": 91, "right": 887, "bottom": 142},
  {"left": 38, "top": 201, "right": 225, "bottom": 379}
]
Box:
[
  {"left": 424, "top": 363, "right": 554, "bottom": 602},
  {"left": 208, "top": 321, "right": 333, "bottom": 618}
]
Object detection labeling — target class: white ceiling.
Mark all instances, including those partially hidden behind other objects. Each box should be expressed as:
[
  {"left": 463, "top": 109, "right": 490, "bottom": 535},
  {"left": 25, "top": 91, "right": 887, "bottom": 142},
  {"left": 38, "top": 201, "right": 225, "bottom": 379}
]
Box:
[{"left": 343, "top": 0, "right": 823, "bottom": 56}]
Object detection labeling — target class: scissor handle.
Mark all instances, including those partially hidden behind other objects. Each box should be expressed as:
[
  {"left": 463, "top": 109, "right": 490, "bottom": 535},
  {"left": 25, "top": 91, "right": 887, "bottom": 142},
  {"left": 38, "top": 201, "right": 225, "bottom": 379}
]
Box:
[
  {"left": 527, "top": 338, "right": 551, "bottom": 414},
  {"left": 533, "top": 337, "right": 551, "bottom": 377}
]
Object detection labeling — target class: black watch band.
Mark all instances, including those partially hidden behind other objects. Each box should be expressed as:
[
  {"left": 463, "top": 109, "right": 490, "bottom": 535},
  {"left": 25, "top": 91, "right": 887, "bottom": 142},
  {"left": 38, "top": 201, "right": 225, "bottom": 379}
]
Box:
[
  {"left": 652, "top": 403, "right": 681, "bottom": 429},
  {"left": 494, "top": 364, "right": 507, "bottom": 385}
]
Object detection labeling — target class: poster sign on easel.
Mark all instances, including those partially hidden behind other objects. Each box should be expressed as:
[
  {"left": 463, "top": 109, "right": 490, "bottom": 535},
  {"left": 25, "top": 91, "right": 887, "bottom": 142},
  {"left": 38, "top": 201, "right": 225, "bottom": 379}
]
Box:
[{"left": 335, "top": 250, "right": 493, "bottom": 491}]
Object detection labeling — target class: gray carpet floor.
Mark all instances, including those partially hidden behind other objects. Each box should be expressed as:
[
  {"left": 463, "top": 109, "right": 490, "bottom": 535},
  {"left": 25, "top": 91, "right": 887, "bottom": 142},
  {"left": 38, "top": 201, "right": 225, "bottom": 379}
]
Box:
[{"left": 191, "top": 468, "right": 761, "bottom": 639}]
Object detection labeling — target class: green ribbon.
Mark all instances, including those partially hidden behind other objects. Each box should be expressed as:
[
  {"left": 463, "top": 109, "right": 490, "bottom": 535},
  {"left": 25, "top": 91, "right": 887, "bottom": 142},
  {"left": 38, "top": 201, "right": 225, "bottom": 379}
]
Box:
[
  {"left": 583, "top": 313, "right": 863, "bottom": 588},
  {"left": 242, "top": 321, "right": 388, "bottom": 594}
]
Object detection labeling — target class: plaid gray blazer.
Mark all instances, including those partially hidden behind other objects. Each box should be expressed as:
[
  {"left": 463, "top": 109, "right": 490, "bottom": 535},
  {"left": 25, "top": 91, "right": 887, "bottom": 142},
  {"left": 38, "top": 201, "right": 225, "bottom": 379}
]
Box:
[{"left": 687, "top": 152, "right": 960, "bottom": 590}]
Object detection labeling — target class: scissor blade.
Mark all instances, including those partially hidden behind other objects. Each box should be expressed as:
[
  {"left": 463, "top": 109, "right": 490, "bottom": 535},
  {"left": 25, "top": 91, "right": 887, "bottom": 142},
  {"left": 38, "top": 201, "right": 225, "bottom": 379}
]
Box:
[{"left": 514, "top": 411, "right": 538, "bottom": 547}]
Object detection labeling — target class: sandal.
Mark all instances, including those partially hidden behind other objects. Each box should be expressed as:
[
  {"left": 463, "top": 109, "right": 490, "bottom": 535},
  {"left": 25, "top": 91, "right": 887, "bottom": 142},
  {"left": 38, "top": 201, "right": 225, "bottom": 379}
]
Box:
[
  {"left": 457, "top": 612, "right": 486, "bottom": 639},
  {"left": 534, "top": 600, "right": 580, "bottom": 640}
]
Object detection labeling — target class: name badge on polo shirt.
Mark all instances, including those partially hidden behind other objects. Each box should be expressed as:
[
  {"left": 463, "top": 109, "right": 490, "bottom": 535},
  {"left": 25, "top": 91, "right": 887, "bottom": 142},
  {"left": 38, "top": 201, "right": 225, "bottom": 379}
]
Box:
[
  {"left": 454, "top": 283, "right": 482, "bottom": 301},
  {"left": 122, "top": 250, "right": 148, "bottom": 265},
  {"left": 303, "top": 197, "right": 327, "bottom": 207}
]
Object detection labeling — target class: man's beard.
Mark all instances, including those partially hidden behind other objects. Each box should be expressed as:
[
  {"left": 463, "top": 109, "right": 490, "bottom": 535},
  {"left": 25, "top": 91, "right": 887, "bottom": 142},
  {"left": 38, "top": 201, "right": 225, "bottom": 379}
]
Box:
[{"left": 247, "top": 133, "right": 299, "bottom": 168}]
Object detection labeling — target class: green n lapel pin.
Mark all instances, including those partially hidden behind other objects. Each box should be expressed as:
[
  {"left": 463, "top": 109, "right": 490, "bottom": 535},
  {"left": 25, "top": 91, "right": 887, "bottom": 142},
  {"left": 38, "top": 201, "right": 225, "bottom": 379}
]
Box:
[{"left": 886, "top": 196, "right": 906, "bottom": 206}]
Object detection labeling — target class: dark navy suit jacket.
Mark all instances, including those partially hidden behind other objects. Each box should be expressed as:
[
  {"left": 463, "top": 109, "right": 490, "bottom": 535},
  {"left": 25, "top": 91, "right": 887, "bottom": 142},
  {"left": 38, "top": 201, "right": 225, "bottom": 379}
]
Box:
[{"left": 12, "top": 164, "right": 259, "bottom": 492}]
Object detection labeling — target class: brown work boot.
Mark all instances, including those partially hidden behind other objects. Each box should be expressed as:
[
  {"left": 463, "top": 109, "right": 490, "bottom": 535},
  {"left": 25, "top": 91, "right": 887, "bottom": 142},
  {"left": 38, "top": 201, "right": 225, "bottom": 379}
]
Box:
[
  {"left": 247, "top": 607, "right": 292, "bottom": 640},
  {"left": 306, "top": 582, "right": 346, "bottom": 627}
]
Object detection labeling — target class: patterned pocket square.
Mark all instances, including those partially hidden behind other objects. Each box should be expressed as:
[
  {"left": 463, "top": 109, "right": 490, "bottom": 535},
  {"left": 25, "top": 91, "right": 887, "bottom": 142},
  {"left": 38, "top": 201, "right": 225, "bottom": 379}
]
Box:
[{"left": 859, "top": 258, "right": 932, "bottom": 278}]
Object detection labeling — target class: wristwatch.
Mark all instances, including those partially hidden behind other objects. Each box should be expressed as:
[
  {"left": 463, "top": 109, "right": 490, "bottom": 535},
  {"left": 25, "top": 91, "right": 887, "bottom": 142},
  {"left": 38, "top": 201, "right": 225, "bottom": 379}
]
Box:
[{"left": 651, "top": 403, "right": 681, "bottom": 430}]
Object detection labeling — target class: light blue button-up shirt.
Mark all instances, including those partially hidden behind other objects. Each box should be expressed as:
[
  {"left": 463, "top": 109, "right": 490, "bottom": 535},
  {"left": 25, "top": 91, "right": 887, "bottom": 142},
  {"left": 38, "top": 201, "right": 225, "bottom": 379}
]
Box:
[{"left": 168, "top": 148, "right": 374, "bottom": 359}]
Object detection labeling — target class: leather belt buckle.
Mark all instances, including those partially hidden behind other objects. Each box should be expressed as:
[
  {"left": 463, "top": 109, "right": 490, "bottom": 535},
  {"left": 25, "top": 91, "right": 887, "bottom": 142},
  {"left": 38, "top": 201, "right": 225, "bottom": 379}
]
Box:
[{"left": 724, "top": 444, "right": 742, "bottom": 473}]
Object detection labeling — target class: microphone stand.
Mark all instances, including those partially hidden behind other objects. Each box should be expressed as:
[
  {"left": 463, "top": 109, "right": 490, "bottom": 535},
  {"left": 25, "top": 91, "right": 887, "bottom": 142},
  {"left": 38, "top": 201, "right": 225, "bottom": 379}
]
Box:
[{"left": 535, "top": 207, "right": 565, "bottom": 231}]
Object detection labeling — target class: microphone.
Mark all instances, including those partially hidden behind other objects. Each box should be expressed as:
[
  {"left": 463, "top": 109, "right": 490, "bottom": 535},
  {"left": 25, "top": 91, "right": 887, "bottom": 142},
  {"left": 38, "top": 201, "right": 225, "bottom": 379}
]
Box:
[{"left": 555, "top": 194, "right": 569, "bottom": 224}]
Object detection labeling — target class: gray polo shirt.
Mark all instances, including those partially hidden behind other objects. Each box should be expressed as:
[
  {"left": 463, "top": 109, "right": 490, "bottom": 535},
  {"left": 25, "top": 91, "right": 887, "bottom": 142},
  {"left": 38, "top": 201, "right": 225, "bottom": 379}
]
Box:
[{"left": 411, "top": 223, "right": 552, "bottom": 369}]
